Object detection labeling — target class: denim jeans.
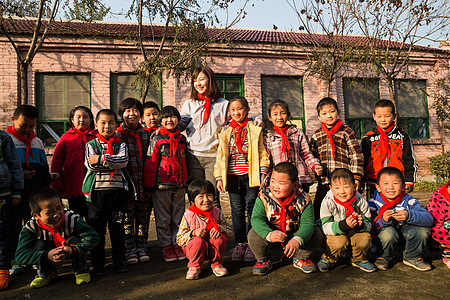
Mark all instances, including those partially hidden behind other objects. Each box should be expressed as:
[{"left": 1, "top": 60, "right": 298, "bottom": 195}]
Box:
[
  {"left": 375, "top": 224, "right": 430, "bottom": 260},
  {"left": 227, "top": 174, "right": 259, "bottom": 244}
]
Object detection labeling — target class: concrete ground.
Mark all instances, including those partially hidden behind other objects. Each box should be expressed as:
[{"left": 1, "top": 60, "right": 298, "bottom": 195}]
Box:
[{"left": 2, "top": 190, "right": 449, "bottom": 299}]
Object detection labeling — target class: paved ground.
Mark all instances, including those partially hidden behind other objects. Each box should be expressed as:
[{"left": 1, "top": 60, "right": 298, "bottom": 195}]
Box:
[{"left": 2, "top": 190, "right": 449, "bottom": 299}]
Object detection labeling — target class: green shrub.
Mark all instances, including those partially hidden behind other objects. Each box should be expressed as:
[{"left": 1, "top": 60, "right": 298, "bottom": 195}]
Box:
[
  {"left": 414, "top": 181, "right": 440, "bottom": 192},
  {"left": 429, "top": 151, "right": 450, "bottom": 182}
]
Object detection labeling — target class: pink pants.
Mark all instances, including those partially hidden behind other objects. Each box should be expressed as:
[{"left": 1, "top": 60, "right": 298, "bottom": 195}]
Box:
[{"left": 183, "top": 236, "right": 227, "bottom": 269}]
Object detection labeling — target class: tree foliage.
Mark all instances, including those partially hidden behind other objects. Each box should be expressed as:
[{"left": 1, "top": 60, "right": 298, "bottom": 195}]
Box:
[{"left": 64, "top": 0, "right": 110, "bottom": 21}]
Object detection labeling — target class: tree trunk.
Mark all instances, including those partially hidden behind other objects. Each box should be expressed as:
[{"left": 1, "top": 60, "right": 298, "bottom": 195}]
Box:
[
  {"left": 387, "top": 78, "right": 395, "bottom": 103},
  {"left": 19, "top": 61, "right": 28, "bottom": 106},
  {"left": 326, "top": 80, "right": 331, "bottom": 98}
]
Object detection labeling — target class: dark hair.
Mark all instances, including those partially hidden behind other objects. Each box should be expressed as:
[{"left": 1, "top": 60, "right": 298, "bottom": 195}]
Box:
[
  {"left": 228, "top": 95, "right": 250, "bottom": 111},
  {"left": 187, "top": 179, "right": 216, "bottom": 204},
  {"left": 119, "top": 98, "right": 144, "bottom": 119},
  {"left": 29, "top": 187, "right": 62, "bottom": 215},
  {"left": 157, "top": 105, "right": 181, "bottom": 125},
  {"left": 376, "top": 167, "right": 405, "bottom": 185},
  {"left": 374, "top": 99, "right": 396, "bottom": 115},
  {"left": 190, "top": 66, "right": 222, "bottom": 101},
  {"left": 268, "top": 100, "right": 292, "bottom": 118},
  {"left": 273, "top": 162, "right": 299, "bottom": 183},
  {"left": 316, "top": 97, "right": 339, "bottom": 115},
  {"left": 143, "top": 101, "right": 160, "bottom": 112},
  {"left": 13, "top": 105, "right": 38, "bottom": 120},
  {"left": 330, "top": 168, "right": 355, "bottom": 185},
  {"left": 96, "top": 109, "right": 118, "bottom": 123},
  {"left": 68, "top": 106, "right": 95, "bottom": 129}
]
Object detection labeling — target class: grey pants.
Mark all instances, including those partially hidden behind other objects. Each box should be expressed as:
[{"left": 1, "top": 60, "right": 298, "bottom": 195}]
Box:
[{"left": 248, "top": 226, "right": 323, "bottom": 261}]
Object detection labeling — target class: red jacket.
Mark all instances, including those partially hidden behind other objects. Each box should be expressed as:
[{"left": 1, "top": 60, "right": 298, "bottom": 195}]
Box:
[{"left": 51, "top": 127, "right": 97, "bottom": 198}]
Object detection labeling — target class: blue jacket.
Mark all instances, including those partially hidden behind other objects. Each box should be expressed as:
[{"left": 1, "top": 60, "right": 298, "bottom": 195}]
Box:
[
  {"left": 0, "top": 130, "right": 24, "bottom": 197},
  {"left": 368, "top": 190, "right": 433, "bottom": 231}
]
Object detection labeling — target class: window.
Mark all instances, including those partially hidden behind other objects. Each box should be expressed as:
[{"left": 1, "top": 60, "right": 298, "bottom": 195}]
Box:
[
  {"left": 343, "top": 78, "right": 380, "bottom": 139},
  {"left": 36, "top": 73, "right": 91, "bottom": 146},
  {"left": 261, "top": 76, "right": 304, "bottom": 130},
  {"left": 216, "top": 75, "right": 244, "bottom": 100},
  {"left": 110, "top": 73, "right": 162, "bottom": 113},
  {"left": 395, "top": 79, "right": 429, "bottom": 139}
]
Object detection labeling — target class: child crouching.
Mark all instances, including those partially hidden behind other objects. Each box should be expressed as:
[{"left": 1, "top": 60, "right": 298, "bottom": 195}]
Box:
[
  {"left": 176, "top": 180, "right": 233, "bottom": 280},
  {"left": 15, "top": 187, "right": 99, "bottom": 288},
  {"left": 248, "top": 162, "right": 323, "bottom": 276}
]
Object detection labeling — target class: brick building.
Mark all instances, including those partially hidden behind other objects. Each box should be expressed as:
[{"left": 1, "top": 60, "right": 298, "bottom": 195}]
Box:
[{"left": 1, "top": 19, "right": 449, "bottom": 177}]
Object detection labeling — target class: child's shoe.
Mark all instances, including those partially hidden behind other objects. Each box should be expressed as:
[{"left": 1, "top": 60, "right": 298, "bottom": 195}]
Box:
[
  {"left": 126, "top": 250, "right": 139, "bottom": 265},
  {"left": 443, "top": 257, "right": 450, "bottom": 269},
  {"left": 403, "top": 257, "right": 431, "bottom": 271},
  {"left": 243, "top": 244, "right": 256, "bottom": 262},
  {"left": 30, "top": 270, "right": 57, "bottom": 289},
  {"left": 252, "top": 260, "right": 272, "bottom": 276},
  {"left": 162, "top": 245, "right": 178, "bottom": 262},
  {"left": 0, "top": 270, "right": 10, "bottom": 291},
  {"left": 113, "top": 260, "right": 129, "bottom": 273},
  {"left": 293, "top": 258, "right": 317, "bottom": 273},
  {"left": 9, "top": 260, "right": 25, "bottom": 275},
  {"left": 137, "top": 249, "right": 150, "bottom": 263},
  {"left": 317, "top": 257, "right": 334, "bottom": 272},
  {"left": 374, "top": 257, "right": 390, "bottom": 271},
  {"left": 173, "top": 245, "right": 187, "bottom": 261},
  {"left": 185, "top": 268, "right": 201, "bottom": 280},
  {"left": 231, "top": 243, "right": 246, "bottom": 261},
  {"left": 212, "top": 265, "right": 228, "bottom": 277},
  {"left": 352, "top": 260, "right": 377, "bottom": 273},
  {"left": 75, "top": 270, "right": 91, "bottom": 285}
]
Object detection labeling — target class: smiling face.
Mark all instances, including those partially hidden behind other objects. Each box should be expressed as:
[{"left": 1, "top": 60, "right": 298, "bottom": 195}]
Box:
[
  {"left": 317, "top": 104, "right": 340, "bottom": 128},
  {"left": 268, "top": 105, "right": 289, "bottom": 128},
  {"left": 32, "top": 196, "right": 64, "bottom": 227},
  {"left": 194, "top": 192, "right": 214, "bottom": 212},
  {"left": 122, "top": 106, "right": 141, "bottom": 131},
  {"left": 373, "top": 106, "right": 396, "bottom": 130},
  {"left": 228, "top": 100, "right": 249, "bottom": 124},
  {"left": 269, "top": 171, "right": 299, "bottom": 199},
  {"left": 95, "top": 113, "right": 117, "bottom": 139},
  {"left": 71, "top": 109, "right": 91, "bottom": 131},
  {"left": 376, "top": 173, "right": 405, "bottom": 201},
  {"left": 11, "top": 115, "right": 37, "bottom": 137},
  {"left": 160, "top": 115, "right": 179, "bottom": 131},
  {"left": 142, "top": 107, "right": 159, "bottom": 128},
  {"left": 331, "top": 177, "right": 356, "bottom": 202},
  {"left": 193, "top": 72, "right": 210, "bottom": 96}
]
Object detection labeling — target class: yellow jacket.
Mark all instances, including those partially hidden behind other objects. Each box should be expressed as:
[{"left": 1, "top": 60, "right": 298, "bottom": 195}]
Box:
[{"left": 214, "top": 122, "right": 270, "bottom": 190}]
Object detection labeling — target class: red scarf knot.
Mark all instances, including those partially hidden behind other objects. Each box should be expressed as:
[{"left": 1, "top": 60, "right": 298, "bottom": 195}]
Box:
[
  {"left": 198, "top": 92, "right": 211, "bottom": 127},
  {"left": 160, "top": 127, "right": 181, "bottom": 168},
  {"left": 321, "top": 119, "right": 343, "bottom": 161},
  {"left": 36, "top": 218, "right": 67, "bottom": 248},
  {"left": 377, "top": 124, "right": 395, "bottom": 164},
  {"left": 272, "top": 125, "right": 291, "bottom": 159},
  {"left": 73, "top": 127, "right": 89, "bottom": 146},
  {"left": 117, "top": 124, "right": 143, "bottom": 158},
  {"left": 229, "top": 117, "right": 249, "bottom": 153},
  {"left": 188, "top": 204, "right": 226, "bottom": 240},
  {"left": 96, "top": 133, "right": 122, "bottom": 183},
  {"left": 6, "top": 125, "right": 36, "bottom": 168},
  {"left": 333, "top": 191, "right": 358, "bottom": 219},
  {"left": 278, "top": 190, "right": 296, "bottom": 234},
  {"left": 374, "top": 190, "right": 406, "bottom": 229}
]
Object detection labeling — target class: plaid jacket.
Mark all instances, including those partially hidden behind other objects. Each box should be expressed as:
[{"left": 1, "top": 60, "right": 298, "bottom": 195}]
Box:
[
  {"left": 264, "top": 125, "right": 320, "bottom": 184},
  {"left": 310, "top": 123, "right": 363, "bottom": 185}
]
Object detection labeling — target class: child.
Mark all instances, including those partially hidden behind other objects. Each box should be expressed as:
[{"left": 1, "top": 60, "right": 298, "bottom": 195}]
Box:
[
  {"left": 15, "top": 187, "right": 99, "bottom": 288},
  {"left": 317, "top": 168, "right": 375, "bottom": 273},
  {"left": 362, "top": 99, "right": 417, "bottom": 198},
  {"left": 310, "top": 97, "right": 364, "bottom": 221},
  {"left": 82, "top": 109, "right": 132, "bottom": 275},
  {"left": 6, "top": 104, "right": 51, "bottom": 274},
  {"left": 264, "top": 100, "right": 322, "bottom": 192},
  {"left": 144, "top": 106, "right": 188, "bottom": 262},
  {"left": 176, "top": 180, "right": 233, "bottom": 280},
  {"left": 0, "top": 130, "right": 24, "bottom": 290},
  {"left": 214, "top": 96, "right": 270, "bottom": 262},
  {"left": 51, "top": 106, "right": 96, "bottom": 219},
  {"left": 248, "top": 162, "right": 323, "bottom": 276},
  {"left": 426, "top": 182, "right": 450, "bottom": 269},
  {"left": 116, "top": 98, "right": 152, "bottom": 264},
  {"left": 142, "top": 101, "right": 160, "bottom": 134},
  {"left": 369, "top": 167, "right": 433, "bottom": 271}
]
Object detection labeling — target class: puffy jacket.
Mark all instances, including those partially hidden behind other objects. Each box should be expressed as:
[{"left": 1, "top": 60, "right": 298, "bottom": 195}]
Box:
[{"left": 0, "top": 130, "right": 24, "bottom": 196}]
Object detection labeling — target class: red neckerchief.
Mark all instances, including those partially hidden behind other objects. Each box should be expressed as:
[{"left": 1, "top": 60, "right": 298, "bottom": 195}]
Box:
[
  {"left": 374, "top": 190, "right": 406, "bottom": 229},
  {"left": 188, "top": 204, "right": 226, "bottom": 240},
  {"left": 333, "top": 191, "right": 358, "bottom": 219},
  {"left": 198, "top": 92, "right": 211, "bottom": 127},
  {"left": 321, "top": 119, "right": 343, "bottom": 161},
  {"left": 229, "top": 117, "right": 249, "bottom": 153},
  {"left": 377, "top": 123, "right": 395, "bottom": 163},
  {"left": 6, "top": 125, "right": 36, "bottom": 168},
  {"left": 272, "top": 125, "right": 291, "bottom": 159},
  {"left": 437, "top": 182, "right": 450, "bottom": 201},
  {"left": 277, "top": 190, "right": 296, "bottom": 234},
  {"left": 96, "top": 133, "right": 122, "bottom": 183},
  {"left": 36, "top": 217, "right": 76, "bottom": 250},
  {"left": 117, "top": 123, "right": 143, "bottom": 158},
  {"left": 72, "top": 127, "right": 89, "bottom": 146},
  {"left": 144, "top": 126, "right": 158, "bottom": 134},
  {"left": 160, "top": 127, "right": 180, "bottom": 168}
]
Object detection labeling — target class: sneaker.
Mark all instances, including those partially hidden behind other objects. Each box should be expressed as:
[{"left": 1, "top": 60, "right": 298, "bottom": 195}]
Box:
[
  {"left": 185, "top": 268, "right": 201, "bottom": 280},
  {"left": 212, "top": 265, "right": 228, "bottom": 277},
  {"left": 403, "top": 257, "right": 431, "bottom": 271},
  {"left": 75, "top": 271, "right": 91, "bottom": 285},
  {"left": 443, "top": 257, "right": 450, "bottom": 269},
  {"left": 375, "top": 257, "right": 390, "bottom": 271},
  {"left": 293, "top": 258, "right": 318, "bottom": 273},
  {"left": 243, "top": 244, "right": 256, "bottom": 262},
  {"left": 162, "top": 245, "right": 178, "bottom": 262},
  {"left": 0, "top": 270, "right": 10, "bottom": 291},
  {"left": 137, "top": 249, "right": 150, "bottom": 263},
  {"left": 231, "top": 243, "right": 246, "bottom": 261},
  {"left": 317, "top": 257, "right": 334, "bottom": 273},
  {"left": 173, "top": 245, "right": 187, "bottom": 261},
  {"left": 352, "top": 260, "right": 377, "bottom": 273},
  {"left": 113, "top": 261, "right": 129, "bottom": 273},
  {"left": 9, "top": 260, "right": 25, "bottom": 275},
  {"left": 30, "top": 271, "right": 57, "bottom": 289},
  {"left": 126, "top": 250, "right": 138, "bottom": 265},
  {"left": 252, "top": 260, "right": 273, "bottom": 276}
]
